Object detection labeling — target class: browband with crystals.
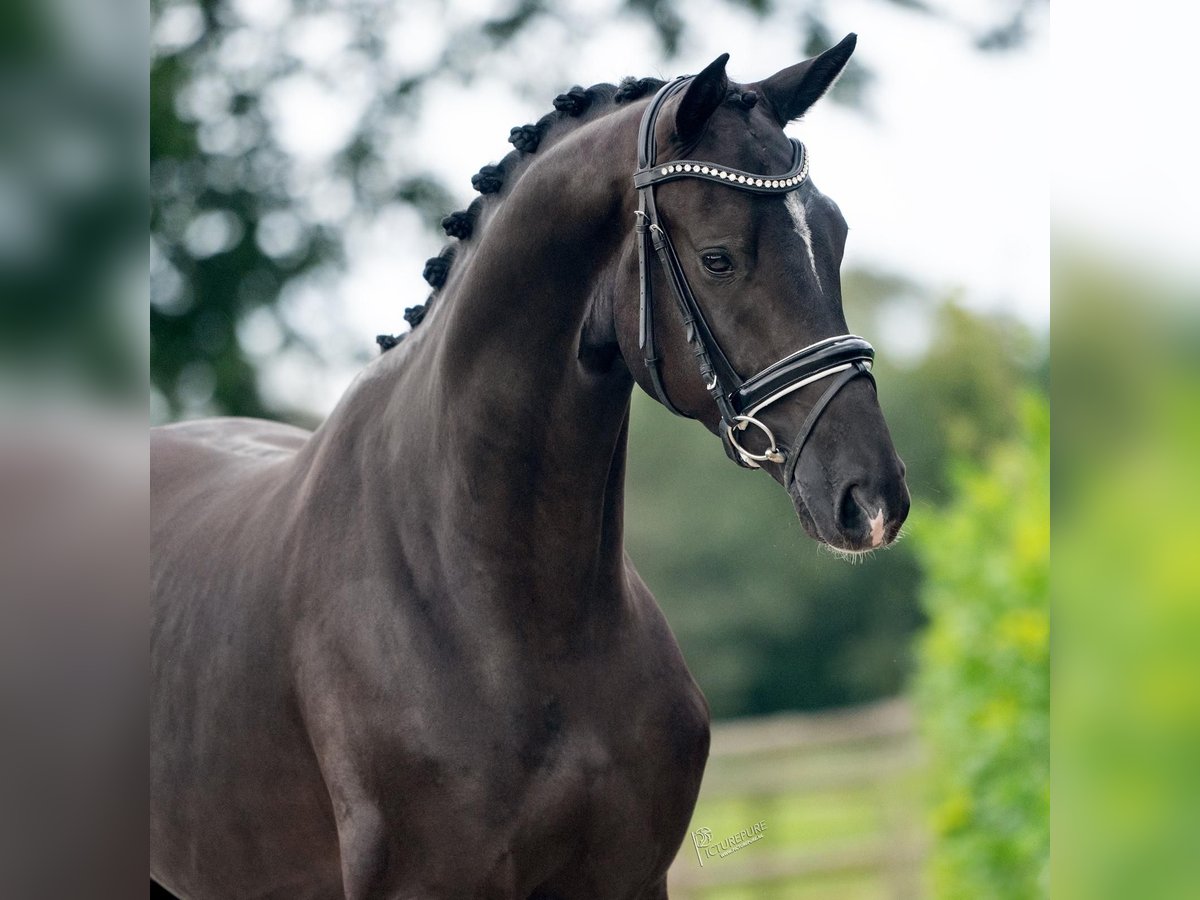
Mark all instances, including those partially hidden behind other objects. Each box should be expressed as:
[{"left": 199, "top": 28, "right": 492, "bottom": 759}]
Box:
[{"left": 632, "top": 140, "right": 809, "bottom": 193}]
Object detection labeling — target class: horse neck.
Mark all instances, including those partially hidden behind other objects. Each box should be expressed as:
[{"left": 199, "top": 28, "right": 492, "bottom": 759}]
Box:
[{"left": 314, "top": 108, "right": 643, "bottom": 614}]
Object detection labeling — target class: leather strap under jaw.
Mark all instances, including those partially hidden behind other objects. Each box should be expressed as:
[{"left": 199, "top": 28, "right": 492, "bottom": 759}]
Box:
[{"left": 632, "top": 76, "right": 877, "bottom": 472}]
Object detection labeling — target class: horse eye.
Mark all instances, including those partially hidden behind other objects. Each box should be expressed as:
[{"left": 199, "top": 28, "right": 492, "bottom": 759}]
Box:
[{"left": 701, "top": 253, "right": 733, "bottom": 274}]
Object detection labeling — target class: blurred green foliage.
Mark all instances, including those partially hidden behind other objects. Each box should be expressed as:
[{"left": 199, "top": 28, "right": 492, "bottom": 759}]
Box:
[
  {"left": 0, "top": 0, "right": 144, "bottom": 401},
  {"left": 1054, "top": 248, "right": 1200, "bottom": 900},
  {"left": 911, "top": 393, "right": 1049, "bottom": 898}
]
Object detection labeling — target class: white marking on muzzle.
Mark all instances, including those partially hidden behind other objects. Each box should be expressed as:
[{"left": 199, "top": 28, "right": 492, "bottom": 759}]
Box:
[
  {"left": 784, "top": 191, "right": 821, "bottom": 288},
  {"left": 868, "top": 508, "right": 886, "bottom": 548}
]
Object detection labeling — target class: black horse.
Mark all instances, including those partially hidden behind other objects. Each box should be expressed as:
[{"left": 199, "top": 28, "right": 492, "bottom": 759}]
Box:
[{"left": 151, "top": 36, "right": 908, "bottom": 898}]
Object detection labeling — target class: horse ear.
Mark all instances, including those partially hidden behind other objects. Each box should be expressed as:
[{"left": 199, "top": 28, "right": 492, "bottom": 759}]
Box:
[
  {"left": 760, "top": 33, "right": 856, "bottom": 126},
  {"left": 674, "top": 53, "right": 730, "bottom": 144}
]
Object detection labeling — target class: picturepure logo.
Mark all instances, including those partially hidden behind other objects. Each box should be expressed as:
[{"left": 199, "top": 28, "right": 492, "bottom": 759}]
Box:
[{"left": 689, "top": 819, "right": 767, "bottom": 866}]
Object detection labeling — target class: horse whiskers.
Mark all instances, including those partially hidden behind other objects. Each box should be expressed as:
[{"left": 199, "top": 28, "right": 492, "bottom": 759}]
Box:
[
  {"left": 817, "top": 541, "right": 897, "bottom": 564},
  {"left": 819, "top": 544, "right": 872, "bottom": 564}
]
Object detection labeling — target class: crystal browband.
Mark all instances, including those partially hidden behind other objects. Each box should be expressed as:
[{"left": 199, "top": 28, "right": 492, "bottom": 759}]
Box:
[{"left": 632, "top": 139, "right": 809, "bottom": 194}]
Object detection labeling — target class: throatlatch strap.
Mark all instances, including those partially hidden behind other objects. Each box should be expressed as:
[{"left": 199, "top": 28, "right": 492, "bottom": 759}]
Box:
[{"left": 636, "top": 197, "right": 683, "bottom": 416}]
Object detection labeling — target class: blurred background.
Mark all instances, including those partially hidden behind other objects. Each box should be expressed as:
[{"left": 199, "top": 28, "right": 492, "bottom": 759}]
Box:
[
  {"left": 4, "top": 0, "right": 1057, "bottom": 896},
  {"left": 146, "top": 0, "right": 1049, "bottom": 896}
]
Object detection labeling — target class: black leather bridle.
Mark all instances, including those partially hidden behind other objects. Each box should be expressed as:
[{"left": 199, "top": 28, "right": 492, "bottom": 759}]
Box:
[{"left": 634, "top": 76, "right": 877, "bottom": 479}]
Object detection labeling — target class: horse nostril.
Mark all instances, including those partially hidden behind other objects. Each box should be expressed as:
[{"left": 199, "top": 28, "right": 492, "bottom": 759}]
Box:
[
  {"left": 838, "top": 484, "right": 893, "bottom": 548},
  {"left": 837, "top": 484, "right": 864, "bottom": 534}
]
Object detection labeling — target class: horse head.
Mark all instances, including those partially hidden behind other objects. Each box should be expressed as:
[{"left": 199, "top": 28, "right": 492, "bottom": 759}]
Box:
[{"left": 611, "top": 37, "right": 910, "bottom": 552}]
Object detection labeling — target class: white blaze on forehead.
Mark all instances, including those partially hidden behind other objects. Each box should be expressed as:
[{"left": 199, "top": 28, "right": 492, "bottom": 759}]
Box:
[
  {"left": 868, "top": 508, "right": 886, "bottom": 548},
  {"left": 784, "top": 190, "right": 821, "bottom": 288}
]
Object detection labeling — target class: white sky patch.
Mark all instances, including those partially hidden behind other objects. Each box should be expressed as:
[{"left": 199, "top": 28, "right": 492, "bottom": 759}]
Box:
[
  {"left": 266, "top": 73, "right": 367, "bottom": 162},
  {"left": 1053, "top": 0, "right": 1200, "bottom": 283},
  {"left": 229, "top": 0, "right": 289, "bottom": 30},
  {"left": 784, "top": 191, "right": 821, "bottom": 287},
  {"left": 791, "top": 0, "right": 1048, "bottom": 328}
]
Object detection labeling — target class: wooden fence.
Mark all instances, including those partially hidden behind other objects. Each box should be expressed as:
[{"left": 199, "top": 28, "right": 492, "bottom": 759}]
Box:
[{"left": 666, "top": 698, "right": 928, "bottom": 899}]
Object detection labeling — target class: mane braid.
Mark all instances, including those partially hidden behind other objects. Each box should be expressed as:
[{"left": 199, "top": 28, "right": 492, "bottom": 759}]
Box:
[{"left": 376, "top": 74, "right": 666, "bottom": 353}]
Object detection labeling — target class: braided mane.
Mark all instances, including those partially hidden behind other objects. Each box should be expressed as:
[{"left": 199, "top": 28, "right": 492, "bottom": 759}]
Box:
[{"left": 375, "top": 75, "right": 668, "bottom": 351}]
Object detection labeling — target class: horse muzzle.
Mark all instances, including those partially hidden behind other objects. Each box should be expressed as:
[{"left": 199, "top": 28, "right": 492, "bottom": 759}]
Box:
[{"left": 789, "top": 456, "right": 910, "bottom": 552}]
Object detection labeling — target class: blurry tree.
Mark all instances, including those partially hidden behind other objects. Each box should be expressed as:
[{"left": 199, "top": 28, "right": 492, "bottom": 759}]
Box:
[
  {"left": 912, "top": 392, "right": 1049, "bottom": 898},
  {"left": 883, "top": 300, "right": 1044, "bottom": 505},
  {"left": 1, "top": 0, "right": 144, "bottom": 401},
  {"left": 150, "top": 0, "right": 1041, "bottom": 418}
]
